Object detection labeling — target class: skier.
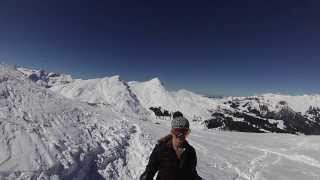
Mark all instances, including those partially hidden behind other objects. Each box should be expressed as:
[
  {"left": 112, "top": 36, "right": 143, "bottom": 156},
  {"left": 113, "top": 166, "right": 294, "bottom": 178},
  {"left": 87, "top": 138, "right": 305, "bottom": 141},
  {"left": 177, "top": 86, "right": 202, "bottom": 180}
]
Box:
[{"left": 140, "top": 116, "right": 202, "bottom": 180}]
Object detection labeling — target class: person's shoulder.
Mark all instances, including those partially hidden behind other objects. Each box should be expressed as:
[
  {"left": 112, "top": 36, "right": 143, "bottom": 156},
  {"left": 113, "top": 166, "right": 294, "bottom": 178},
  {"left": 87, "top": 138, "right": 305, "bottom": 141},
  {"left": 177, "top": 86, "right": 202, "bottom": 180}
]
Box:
[{"left": 185, "top": 141, "right": 196, "bottom": 154}]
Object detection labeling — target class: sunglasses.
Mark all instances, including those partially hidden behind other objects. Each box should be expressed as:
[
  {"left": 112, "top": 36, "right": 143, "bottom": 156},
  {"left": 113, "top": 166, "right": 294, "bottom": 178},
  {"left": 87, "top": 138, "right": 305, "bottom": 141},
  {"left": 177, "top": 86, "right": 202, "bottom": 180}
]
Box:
[{"left": 171, "top": 128, "right": 189, "bottom": 138}]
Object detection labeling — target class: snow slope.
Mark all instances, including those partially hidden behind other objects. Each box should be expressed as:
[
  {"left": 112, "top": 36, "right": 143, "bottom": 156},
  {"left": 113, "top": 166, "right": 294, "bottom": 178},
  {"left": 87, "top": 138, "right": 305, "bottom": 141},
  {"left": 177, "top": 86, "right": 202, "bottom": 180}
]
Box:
[
  {"left": 135, "top": 118, "right": 320, "bottom": 180},
  {"left": 0, "top": 65, "right": 148, "bottom": 180},
  {"left": 2, "top": 64, "right": 320, "bottom": 180}
]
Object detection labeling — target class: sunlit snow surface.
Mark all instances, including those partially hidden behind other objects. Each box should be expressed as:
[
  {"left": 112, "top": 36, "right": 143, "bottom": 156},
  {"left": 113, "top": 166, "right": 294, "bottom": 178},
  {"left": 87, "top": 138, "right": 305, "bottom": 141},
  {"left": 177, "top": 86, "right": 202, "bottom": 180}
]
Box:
[
  {"left": 136, "top": 119, "right": 320, "bottom": 180},
  {"left": 1, "top": 65, "right": 320, "bottom": 180},
  {"left": 0, "top": 65, "right": 149, "bottom": 180}
]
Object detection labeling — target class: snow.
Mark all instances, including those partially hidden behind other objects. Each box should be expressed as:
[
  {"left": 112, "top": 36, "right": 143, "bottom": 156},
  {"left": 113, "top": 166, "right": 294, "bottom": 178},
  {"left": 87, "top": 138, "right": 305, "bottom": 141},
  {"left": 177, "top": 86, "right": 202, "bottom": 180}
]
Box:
[
  {"left": 0, "top": 65, "right": 149, "bottom": 180},
  {"left": 2, "top": 64, "right": 320, "bottom": 180},
  {"left": 261, "top": 93, "right": 320, "bottom": 113},
  {"left": 266, "top": 119, "right": 286, "bottom": 129},
  {"left": 50, "top": 75, "right": 147, "bottom": 116},
  {"left": 17, "top": 67, "right": 73, "bottom": 87},
  {"left": 227, "top": 93, "right": 320, "bottom": 114},
  {"left": 134, "top": 118, "right": 320, "bottom": 180},
  {"left": 129, "top": 78, "right": 219, "bottom": 120}
]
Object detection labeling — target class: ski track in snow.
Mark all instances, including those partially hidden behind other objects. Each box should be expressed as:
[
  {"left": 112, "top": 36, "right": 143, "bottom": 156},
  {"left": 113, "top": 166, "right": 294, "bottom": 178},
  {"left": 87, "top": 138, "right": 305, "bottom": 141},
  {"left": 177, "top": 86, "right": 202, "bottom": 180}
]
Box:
[{"left": 248, "top": 146, "right": 320, "bottom": 169}]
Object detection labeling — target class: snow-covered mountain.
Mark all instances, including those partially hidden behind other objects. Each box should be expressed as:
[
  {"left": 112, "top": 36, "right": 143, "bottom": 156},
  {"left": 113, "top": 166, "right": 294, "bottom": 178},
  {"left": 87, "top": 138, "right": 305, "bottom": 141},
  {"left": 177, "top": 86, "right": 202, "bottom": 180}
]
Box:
[
  {"left": 17, "top": 67, "right": 73, "bottom": 88},
  {"left": 18, "top": 67, "right": 219, "bottom": 121},
  {"left": 17, "top": 66, "right": 320, "bottom": 135},
  {"left": 2, "top": 64, "right": 320, "bottom": 180},
  {"left": 129, "top": 78, "right": 219, "bottom": 120},
  {"left": 17, "top": 67, "right": 148, "bottom": 116},
  {"left": 225, "top": 93, "right": 320, "bottom": 114},
  {"left": 50, "top": 76, "right": 147, "bottom": 116},
  {"left": 204, "top": 94, "right": 320, "bottom": 135},
  {"left": 0, "top": 65, "right": 149, "bottom": 179}
]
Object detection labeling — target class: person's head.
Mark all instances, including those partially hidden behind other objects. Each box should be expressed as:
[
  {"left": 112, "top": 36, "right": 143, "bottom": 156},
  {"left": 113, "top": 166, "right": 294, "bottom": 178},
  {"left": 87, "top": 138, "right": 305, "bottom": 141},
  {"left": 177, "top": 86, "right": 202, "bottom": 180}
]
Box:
[{"left": 171, "top": 116, "right": 190, "bottom": 146}]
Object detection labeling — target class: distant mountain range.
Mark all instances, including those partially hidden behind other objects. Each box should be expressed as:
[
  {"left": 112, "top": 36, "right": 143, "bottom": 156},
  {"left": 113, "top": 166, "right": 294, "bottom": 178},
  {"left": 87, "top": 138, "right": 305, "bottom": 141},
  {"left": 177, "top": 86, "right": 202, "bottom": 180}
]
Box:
[{"left": 17, "top": 65, "right": 320, "bottom": 135}]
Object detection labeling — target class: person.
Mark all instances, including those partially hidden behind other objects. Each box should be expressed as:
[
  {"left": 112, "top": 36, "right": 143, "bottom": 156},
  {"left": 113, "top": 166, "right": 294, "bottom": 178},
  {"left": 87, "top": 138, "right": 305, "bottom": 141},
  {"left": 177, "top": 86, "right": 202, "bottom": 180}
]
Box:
[{"left": 140, "top": 116, "right": 202, "bottom": 180}]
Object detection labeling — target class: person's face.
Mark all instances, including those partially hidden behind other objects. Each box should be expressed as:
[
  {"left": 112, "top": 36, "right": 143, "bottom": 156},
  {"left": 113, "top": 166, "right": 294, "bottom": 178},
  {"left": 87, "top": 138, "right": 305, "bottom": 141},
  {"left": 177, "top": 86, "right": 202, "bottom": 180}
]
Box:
[{"left": 171, "top": 128, "right": 190, "bottom": 144}]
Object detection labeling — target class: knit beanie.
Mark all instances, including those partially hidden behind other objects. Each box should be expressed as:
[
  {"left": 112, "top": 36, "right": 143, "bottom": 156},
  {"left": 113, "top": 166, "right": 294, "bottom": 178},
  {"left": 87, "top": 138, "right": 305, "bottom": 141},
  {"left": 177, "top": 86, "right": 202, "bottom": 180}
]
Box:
[{"left": 171, "top": 116, "right": 189, "bottom": 129}]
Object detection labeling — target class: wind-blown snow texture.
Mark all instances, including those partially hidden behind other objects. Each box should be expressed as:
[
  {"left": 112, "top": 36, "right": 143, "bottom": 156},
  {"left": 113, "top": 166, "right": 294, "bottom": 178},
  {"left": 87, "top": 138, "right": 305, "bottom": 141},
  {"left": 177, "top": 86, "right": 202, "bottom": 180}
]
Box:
[
  {"left": 0, "top": 65, "right": 150, "bottom": 180},
  {"left": 0, "top": 65, "right": 319, "bottom": 179}
]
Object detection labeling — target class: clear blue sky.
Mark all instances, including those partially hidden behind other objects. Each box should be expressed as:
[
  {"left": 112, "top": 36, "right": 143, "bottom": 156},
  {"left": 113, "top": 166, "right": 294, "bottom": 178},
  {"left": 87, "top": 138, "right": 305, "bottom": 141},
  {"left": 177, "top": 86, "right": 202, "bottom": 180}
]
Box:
[{"left": 1, "top": 0, "right": 320, "bottom": 96}]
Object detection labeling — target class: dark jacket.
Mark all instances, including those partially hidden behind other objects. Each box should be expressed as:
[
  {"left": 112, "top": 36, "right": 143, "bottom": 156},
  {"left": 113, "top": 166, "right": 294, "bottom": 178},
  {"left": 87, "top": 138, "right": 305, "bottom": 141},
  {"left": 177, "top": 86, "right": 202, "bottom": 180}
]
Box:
[{"left": 140, "top": 135, "right": 202, "bottom": 180}]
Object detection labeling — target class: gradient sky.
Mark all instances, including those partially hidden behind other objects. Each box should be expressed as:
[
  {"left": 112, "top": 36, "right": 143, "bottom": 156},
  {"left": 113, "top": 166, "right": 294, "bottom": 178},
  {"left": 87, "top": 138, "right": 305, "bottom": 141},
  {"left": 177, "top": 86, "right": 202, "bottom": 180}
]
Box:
[{"left": 1, "top": 0, "right": 320, "bottom": 96}]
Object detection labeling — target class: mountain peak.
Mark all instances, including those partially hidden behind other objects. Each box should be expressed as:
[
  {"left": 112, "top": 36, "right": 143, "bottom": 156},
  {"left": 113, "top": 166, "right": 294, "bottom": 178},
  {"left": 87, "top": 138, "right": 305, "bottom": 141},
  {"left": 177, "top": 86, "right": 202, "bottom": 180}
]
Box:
[
  {"left": 108, "top": 75, "right": 121, "bottom": 81},
  {"left": 146, "top": 77, "right": 162, "bottom": 86}
]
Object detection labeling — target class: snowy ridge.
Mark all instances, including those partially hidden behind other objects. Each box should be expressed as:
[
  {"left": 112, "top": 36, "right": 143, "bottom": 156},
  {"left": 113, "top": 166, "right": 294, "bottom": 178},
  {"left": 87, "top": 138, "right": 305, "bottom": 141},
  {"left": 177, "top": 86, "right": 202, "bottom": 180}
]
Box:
[
  {"left": 50, "top": 75, "right": 147, "bottom": 116},
  {"left": 19, "top": 67, "right": 221, "bottom": 121},
  {"left": 17, "top": 67, "right": 73, "bottom": 87},
  {"left": 223, "top": 93, "right": 320, "bottom": 114},
  {"left": 1, "top": 64, "right": 320, "bottom": 180},
  {"left": 129, "top": 78, "right": 219, "bottom": 120},
  {"left": 256, "top": 93, "right": 320, "bottom": 113},
  {"left": 0, "top": 65, "right": 144, "bottom": 180},
  {"left": 206, "top": 93, "right": 320, "bottom": 134},
  {"left": 18, "top": 66, "right": 320, "bottom": 134}
]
